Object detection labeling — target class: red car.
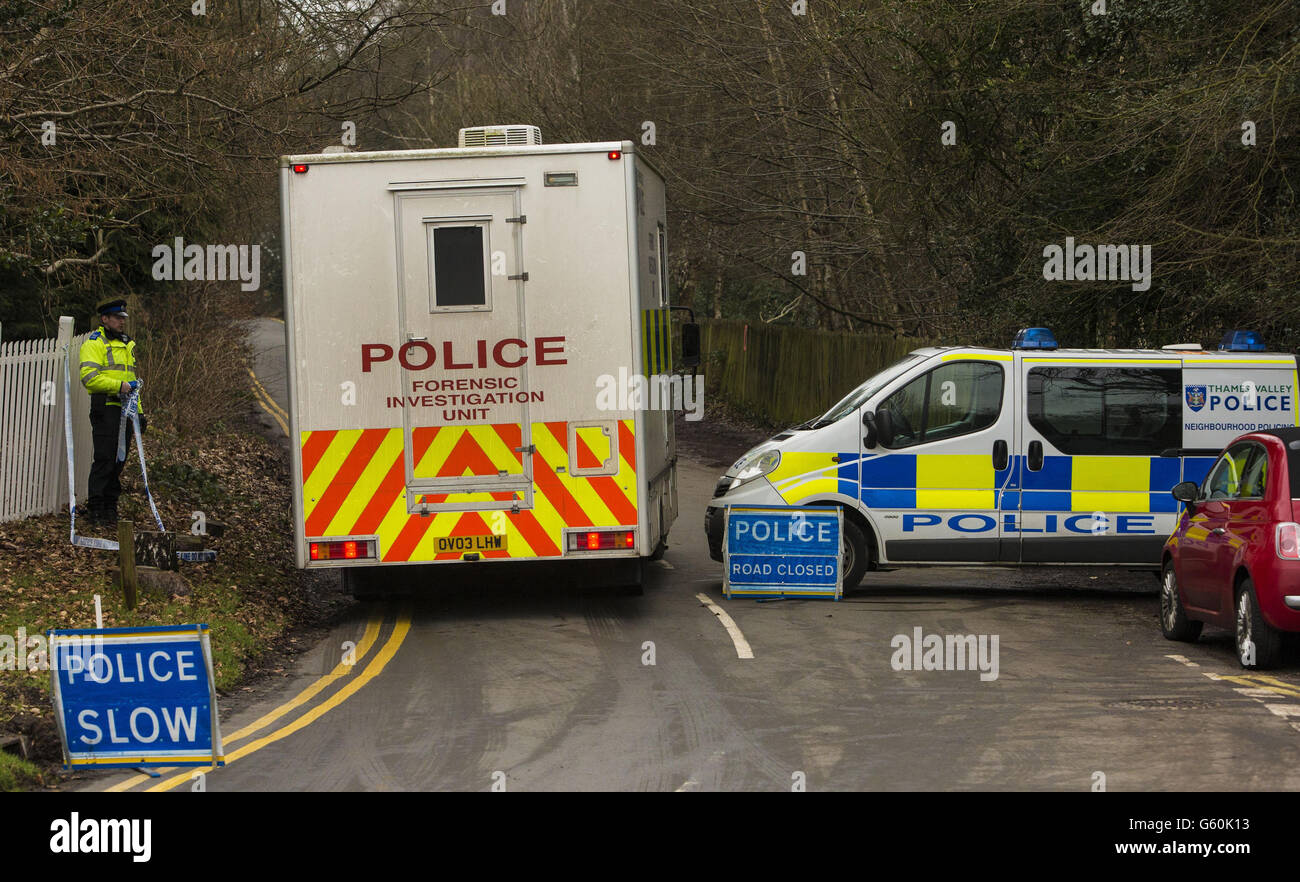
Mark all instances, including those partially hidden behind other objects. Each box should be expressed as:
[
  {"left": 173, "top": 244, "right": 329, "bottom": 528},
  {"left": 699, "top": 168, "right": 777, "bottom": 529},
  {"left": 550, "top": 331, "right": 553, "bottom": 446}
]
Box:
[{"left": 1162, "top": 428, "right": 1300, "bottom": 668}]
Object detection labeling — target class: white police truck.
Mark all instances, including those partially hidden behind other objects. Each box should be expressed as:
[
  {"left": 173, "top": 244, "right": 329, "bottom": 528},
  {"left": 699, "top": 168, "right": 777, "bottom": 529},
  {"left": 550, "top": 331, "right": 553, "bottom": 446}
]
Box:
[{"left": 705, "top": 329, "right": 1299, "bottom": 587}]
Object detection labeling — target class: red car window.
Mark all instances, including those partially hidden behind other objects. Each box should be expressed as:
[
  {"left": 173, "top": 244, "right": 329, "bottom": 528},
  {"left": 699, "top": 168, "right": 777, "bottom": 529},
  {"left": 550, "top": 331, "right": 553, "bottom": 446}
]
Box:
[
  {"left": 1239, "top": 448, "right": 1269, "bottom": 499},
  {"left": 1204, "top": 442, "right": 1256, "bottom": 500}
]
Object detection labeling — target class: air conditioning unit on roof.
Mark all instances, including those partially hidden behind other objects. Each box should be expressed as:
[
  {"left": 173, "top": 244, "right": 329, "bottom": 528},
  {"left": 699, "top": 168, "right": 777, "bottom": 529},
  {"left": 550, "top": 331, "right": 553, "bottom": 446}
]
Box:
[{"left": 458, "top": 125, "right": 543, "bottom": 148}]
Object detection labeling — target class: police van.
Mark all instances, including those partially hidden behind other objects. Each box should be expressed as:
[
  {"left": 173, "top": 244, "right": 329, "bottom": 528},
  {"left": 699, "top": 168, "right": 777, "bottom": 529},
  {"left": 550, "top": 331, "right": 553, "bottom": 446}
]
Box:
[{"left": 705, "top": 329, "right": 1299, "bottom": 587}]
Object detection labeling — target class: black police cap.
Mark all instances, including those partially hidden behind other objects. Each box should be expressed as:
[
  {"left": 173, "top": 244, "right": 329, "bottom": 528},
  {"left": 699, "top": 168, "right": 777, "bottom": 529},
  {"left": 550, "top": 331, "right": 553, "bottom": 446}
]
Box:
[{"left": 97, "top": 299, "right": 128, "bottom": 317}]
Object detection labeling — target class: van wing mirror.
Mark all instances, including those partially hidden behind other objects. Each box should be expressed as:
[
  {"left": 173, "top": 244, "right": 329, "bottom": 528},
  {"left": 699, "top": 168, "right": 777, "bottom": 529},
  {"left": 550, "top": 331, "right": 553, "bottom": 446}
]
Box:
[
  {"left": 680, "top": 322, "right": 701, "bottom": 368},
  {"left": 862, "top": 411, "right": 878, "bottom": 449},
  {"left": 875, "top": 409, "right": 895, "bottom": 447},
  {"left": 1172, "top": 481, "right": 1199, "bottom": 505}
]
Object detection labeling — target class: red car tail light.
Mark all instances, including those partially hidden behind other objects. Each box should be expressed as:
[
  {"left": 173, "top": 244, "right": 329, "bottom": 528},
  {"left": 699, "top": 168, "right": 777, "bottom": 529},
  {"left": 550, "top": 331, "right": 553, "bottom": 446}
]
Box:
[{"left": 1277, "top": 523, "right": 1300, "bottom": 560}]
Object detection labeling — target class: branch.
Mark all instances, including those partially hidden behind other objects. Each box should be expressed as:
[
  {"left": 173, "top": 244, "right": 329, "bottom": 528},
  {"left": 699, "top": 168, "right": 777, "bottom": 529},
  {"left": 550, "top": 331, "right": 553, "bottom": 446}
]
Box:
[{"left": 41, "top": 230, "right": 111, "bottom": 275}]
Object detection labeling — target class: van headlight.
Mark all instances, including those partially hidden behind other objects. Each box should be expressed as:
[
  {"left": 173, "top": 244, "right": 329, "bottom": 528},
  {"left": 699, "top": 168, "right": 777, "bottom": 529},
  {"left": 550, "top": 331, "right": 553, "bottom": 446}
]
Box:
[{"left": 718, "top": 448, "right": 781, "bottom": 493}]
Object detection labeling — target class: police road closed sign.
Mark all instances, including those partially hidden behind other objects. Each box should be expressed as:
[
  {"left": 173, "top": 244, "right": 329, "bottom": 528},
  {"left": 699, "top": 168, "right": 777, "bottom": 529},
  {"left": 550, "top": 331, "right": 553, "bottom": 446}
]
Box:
[
  {"left": 724, "top": 506, "right": 842, "bottom": 599},
  {"left": 49, "top": 625, "right": 224, "bottom": 769}
]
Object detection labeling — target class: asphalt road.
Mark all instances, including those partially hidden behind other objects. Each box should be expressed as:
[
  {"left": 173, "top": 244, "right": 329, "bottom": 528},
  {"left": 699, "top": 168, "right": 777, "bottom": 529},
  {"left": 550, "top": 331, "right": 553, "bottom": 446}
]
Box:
[{"left": 92, "top": 318, "right": 1300, "bottom": 791}]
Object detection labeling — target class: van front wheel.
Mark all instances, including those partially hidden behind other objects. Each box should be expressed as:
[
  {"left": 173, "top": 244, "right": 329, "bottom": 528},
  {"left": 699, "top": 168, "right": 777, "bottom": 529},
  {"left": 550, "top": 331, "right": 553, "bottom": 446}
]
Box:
[{"left": 841, "top": 518, "right": 869, "bottom": 592}]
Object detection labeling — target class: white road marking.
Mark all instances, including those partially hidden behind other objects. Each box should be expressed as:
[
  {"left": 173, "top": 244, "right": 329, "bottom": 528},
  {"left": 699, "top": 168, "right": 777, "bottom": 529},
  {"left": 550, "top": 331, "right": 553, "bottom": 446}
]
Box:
[
  {"left": 653, "top": 559, "right": 675, "bottom": 570},
  {"left": 675, "top": 750, "right": 725, "bottom": 792},
  {"left": 1167, "top": 655, "right": 1300, "bottom": 733},
  {"left": 1234, "top": 687, "right": 1280, "bottom": 699},
  {"left": 695, "top": 593, "right": 754, "bottom": 659}
]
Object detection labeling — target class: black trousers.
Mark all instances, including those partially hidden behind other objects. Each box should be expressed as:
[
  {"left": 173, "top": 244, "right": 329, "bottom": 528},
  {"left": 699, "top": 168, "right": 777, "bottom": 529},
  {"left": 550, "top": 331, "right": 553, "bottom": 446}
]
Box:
[{"left": 87, "top": 403, "right": 133, "bottom": 515}]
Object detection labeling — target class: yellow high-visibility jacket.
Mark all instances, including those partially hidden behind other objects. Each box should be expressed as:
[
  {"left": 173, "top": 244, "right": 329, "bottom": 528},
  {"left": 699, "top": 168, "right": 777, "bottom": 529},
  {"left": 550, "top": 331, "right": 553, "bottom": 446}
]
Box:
[{"left": 79, "top": 329, "right": 143, "bottom": 413}]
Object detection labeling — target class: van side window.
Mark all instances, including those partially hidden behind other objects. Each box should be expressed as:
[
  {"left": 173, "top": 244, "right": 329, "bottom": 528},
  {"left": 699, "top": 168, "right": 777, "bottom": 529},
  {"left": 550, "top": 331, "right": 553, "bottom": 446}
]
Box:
[
  {"left": 1027, "top": 366, "right": 1180, "bottom": 456},
  {"left": 879, "top": 361, "right": 1003, "bottom": 449}
]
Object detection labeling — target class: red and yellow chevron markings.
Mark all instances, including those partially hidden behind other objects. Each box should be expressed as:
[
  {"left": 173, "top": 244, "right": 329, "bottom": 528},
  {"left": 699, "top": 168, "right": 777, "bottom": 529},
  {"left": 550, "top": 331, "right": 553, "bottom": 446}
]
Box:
[
  {"left": 412, "top": 424, "right": 525, "bottom": 480},
  {"left": 300, "top": 419, "right": 638, "bottom": 564}
]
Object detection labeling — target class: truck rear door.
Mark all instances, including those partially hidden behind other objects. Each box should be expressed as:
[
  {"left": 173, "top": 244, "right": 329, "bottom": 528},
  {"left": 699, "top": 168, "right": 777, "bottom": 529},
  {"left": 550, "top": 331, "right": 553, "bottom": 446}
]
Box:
[{"left": 392, "top": 183, "right": 532, "bottom": 512}]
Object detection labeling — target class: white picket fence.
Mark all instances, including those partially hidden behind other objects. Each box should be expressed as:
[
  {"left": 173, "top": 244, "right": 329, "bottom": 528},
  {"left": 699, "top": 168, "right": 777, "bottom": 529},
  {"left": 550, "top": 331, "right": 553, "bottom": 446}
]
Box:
[{"left": 0, "top": 316, "right": 93, "bottom": 523}]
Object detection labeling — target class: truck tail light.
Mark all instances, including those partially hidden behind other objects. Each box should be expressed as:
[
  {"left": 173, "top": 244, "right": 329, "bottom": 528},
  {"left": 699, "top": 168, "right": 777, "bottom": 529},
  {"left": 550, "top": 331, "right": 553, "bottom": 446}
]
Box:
[
  {"left": 309, "top": 538, "right": 377, "bottom": 561},
  {"left": 1277, "top": 523, "right": 1300, "bottom": 560},
  {"left": 568, "top": 529, "right": 635, "bottom": 552}
]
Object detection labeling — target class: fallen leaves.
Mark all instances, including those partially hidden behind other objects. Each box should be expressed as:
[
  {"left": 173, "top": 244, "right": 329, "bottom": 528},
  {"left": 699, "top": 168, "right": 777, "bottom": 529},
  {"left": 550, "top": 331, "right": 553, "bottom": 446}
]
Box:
[{"left": 0, "top": 422, "right": 343, "bottom": 782}]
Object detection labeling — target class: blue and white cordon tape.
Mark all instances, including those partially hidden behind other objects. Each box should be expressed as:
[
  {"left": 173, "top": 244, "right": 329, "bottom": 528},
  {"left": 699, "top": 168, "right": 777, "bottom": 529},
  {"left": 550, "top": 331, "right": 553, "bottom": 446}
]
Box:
[{"left": 63, "top": 346, "right": 216, "bottom": 562}]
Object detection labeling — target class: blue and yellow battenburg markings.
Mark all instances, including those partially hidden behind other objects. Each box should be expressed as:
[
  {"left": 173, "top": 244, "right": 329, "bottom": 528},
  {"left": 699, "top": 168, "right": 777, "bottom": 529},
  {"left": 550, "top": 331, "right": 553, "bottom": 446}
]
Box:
[
  {"left": 769, "top": 451, "right": 1218, "bottom": 512},
  {"left": 640, "top": 307, "right": 672, "bottom": 376}
]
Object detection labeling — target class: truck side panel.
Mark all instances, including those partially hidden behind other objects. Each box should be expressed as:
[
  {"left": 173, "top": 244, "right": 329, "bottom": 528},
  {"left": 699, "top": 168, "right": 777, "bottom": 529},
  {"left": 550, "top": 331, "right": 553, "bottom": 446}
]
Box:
[{"left": 631, "top": 153, "right": 677, "bottom": 555}]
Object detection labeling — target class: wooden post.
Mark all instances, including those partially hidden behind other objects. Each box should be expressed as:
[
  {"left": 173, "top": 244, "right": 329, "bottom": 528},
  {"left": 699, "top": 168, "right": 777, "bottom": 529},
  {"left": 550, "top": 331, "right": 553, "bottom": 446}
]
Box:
[{"left": 118, "top": 519, "right": 138, "bottom": 610}]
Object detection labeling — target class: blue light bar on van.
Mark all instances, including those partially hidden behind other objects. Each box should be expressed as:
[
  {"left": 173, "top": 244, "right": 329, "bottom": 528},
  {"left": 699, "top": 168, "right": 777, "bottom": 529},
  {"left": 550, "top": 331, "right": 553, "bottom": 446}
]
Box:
[
  {"left": 1012, "top": 327, "right": 1058, "bottom": 350},
  {"left": 1218, "top": 330, "right": 1266, "bottom": 352}
]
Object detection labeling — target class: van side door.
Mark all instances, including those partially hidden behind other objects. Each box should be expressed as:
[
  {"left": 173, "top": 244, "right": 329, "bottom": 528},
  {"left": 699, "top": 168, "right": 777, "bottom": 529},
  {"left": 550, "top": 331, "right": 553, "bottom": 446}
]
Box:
[
  {"left": 1017, "top": 360, "right": 1182, "bottom": 563},
  {"left": 864, "top": 356, "right": 1015, "bottom": 562}
]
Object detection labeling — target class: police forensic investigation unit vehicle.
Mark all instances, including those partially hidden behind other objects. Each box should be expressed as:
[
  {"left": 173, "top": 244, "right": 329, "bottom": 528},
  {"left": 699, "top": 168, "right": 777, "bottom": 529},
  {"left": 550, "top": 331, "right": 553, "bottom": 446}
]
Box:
[
  {"left": 706, "top": 329, "right": 1299, "bottom": 587},
  {"left": 280, "top": 126, "right": 686, "bottom": 595}
]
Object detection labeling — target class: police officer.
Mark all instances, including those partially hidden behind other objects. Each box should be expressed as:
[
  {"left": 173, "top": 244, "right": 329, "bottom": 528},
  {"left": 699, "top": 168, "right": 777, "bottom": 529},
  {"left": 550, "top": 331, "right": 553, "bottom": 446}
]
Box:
[{"left": 79, "top": 299, "right": 146, "bottom": 526}]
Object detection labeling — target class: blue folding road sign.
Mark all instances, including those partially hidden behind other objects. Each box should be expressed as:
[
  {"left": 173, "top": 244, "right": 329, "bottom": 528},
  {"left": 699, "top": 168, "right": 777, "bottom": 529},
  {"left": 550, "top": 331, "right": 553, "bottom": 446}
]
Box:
[
  {"left": 49, "top": 624, "right": 224, "bottom": 769},
  {"left": 723, "top": 506, "right": 842, "bottom": 600}
]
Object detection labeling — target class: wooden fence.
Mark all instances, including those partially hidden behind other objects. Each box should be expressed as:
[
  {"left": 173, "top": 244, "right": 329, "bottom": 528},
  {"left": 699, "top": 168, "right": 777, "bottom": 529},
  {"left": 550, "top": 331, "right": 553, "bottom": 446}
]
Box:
[
  {"left": 699, "top": 320, "right": 929, "bottom": 426},
  {"left": 0, "top": 317, "right": 92, "bottom": 523}
]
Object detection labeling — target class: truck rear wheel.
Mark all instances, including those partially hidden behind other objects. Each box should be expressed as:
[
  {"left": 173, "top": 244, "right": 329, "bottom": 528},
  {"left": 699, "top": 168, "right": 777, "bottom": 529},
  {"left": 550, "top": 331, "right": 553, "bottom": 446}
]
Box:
[
  {"left": 342, "top": 567, "right": 383, "bottom": 601},
  {"left": 611, "top": 559, "right": 644, "bottom": 596}
]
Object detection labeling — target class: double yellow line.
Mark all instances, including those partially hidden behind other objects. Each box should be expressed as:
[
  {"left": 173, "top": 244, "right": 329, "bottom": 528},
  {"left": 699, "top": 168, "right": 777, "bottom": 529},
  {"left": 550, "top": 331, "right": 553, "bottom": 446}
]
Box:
[
  {"left": 105, "top": 607, "right": 411, "bottom": 792},
  {"left": 1216, "top": 672, "right": 1300, "bottom": 699},
  {"left": 248, "top": 367, "right": 289, "bottom": 436}
]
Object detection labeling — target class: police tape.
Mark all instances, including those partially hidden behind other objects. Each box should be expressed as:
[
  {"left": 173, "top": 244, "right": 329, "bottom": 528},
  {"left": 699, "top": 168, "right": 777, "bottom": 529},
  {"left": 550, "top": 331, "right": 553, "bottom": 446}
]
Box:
[
  {"left": 117, "top": 386, "right": 165, "bottom": 533},
  {"left": 63, "top": 347, "right": 216, "bottom": 563}
]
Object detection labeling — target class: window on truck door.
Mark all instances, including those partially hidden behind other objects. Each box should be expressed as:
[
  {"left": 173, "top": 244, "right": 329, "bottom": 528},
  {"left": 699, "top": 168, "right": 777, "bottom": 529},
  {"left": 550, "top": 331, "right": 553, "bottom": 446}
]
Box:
[
  {"left": 427, "top": 223, "right": 489, "bottom": 310},
  {"left": 1026, "top": 366, "right": 1180, "bottom": 456},
  {"left": 879, "top": 360, "right": 1003, "bottom": 449}
]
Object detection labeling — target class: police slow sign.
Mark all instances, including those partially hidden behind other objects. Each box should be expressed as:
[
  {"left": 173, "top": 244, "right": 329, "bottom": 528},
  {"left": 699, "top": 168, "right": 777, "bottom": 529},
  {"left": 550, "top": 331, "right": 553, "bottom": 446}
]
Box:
[
  {"left": 723, "top": 506, "right": 842, "bottom": 599},
  {"left": 49, "top": 625, "right": 224, "bottom": 769}
]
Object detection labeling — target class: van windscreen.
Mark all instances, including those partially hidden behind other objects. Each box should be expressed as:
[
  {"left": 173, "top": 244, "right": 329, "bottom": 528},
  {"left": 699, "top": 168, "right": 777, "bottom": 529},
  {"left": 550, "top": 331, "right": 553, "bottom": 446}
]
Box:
[{"left": 813, "top": 354, "right": 923, "bottom": 427}]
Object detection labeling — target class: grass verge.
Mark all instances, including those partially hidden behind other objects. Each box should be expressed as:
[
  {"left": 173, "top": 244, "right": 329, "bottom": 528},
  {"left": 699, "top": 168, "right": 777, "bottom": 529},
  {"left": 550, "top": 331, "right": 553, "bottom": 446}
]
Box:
[
  {"left": 0, "top": 749, "right": 44, "bottom": 791},
  {"left": 0, "top": 416, "right": 338, "bottom": 787}
]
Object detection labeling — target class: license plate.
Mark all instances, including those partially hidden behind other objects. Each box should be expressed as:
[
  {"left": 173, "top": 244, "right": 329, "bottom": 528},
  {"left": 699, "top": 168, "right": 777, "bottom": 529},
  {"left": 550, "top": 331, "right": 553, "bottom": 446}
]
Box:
[{"left": 436, "top": 534, "right": 507, "bottom": 554}]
